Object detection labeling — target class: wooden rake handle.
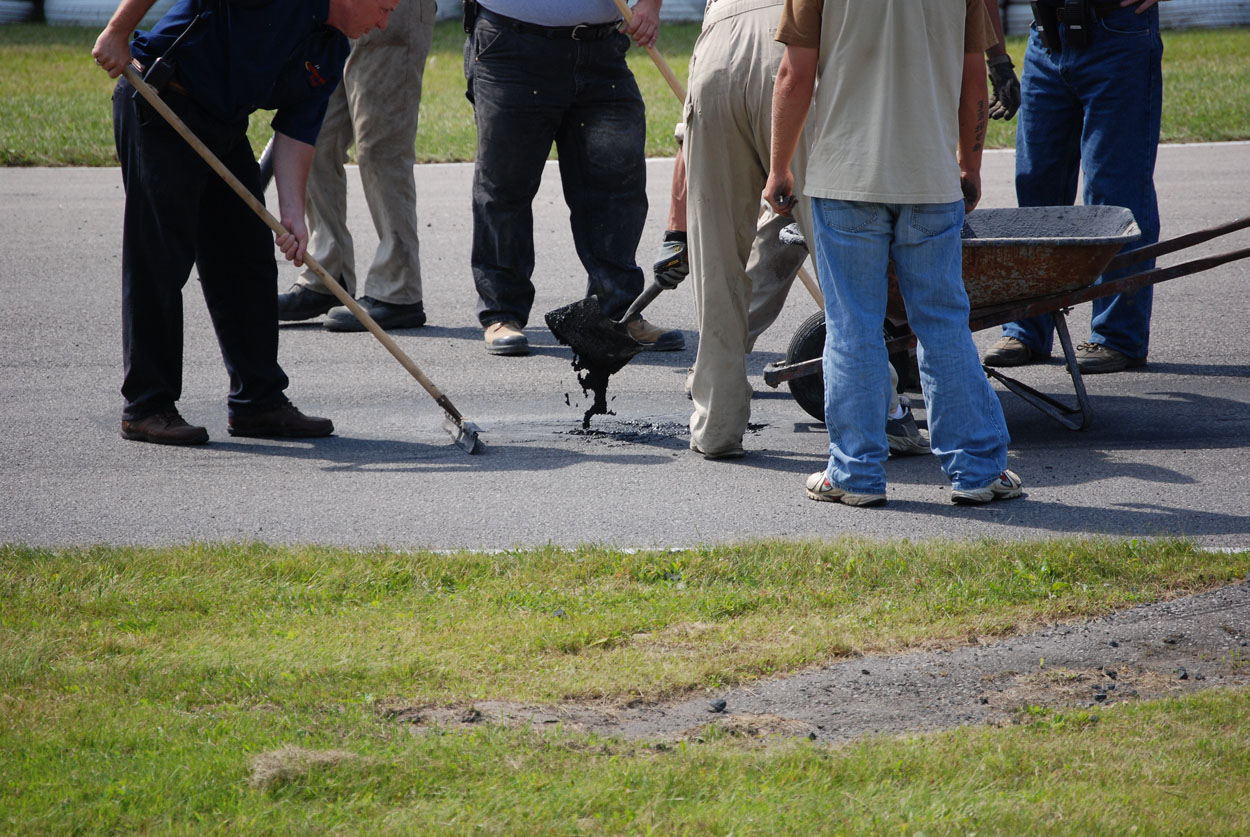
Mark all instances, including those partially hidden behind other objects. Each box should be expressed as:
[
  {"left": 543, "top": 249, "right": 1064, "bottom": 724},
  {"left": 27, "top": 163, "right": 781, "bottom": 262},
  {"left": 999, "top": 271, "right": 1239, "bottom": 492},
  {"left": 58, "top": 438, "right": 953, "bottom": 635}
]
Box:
[{"left": 120, "top": 64, "right": 468, "bottom": 424}]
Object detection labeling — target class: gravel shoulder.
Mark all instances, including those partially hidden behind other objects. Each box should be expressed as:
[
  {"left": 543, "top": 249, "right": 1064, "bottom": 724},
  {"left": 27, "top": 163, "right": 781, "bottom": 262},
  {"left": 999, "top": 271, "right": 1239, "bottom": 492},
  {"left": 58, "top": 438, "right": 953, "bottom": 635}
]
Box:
[{"left": 391, "top": 580, "right": 1250, "bottom": 743}]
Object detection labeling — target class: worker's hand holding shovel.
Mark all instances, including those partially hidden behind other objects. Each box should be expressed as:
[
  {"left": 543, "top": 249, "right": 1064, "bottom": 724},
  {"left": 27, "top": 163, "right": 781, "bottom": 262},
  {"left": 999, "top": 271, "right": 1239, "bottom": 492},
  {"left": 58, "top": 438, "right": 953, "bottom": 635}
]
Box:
[
  {"left": 763, "top": 168, "right": 797, "bottom": 217},
  {"left": 620, "top": 0, "right": 660, "bottom": 48}
]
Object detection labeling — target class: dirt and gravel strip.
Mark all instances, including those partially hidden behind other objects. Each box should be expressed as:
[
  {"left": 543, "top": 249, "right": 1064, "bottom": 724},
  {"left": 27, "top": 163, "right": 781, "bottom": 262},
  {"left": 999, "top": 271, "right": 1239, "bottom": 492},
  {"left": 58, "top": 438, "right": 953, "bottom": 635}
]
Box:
[{"left": 388, "top": 580, "right": 1250, "bottom": 743}]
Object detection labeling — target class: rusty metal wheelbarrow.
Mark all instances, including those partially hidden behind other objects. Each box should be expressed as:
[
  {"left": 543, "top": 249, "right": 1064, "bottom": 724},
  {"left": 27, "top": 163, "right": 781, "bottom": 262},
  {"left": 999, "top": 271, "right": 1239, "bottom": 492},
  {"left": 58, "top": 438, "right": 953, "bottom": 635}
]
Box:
[{"left": 763, "top": 205, "right": 1250, "bottom": 430}]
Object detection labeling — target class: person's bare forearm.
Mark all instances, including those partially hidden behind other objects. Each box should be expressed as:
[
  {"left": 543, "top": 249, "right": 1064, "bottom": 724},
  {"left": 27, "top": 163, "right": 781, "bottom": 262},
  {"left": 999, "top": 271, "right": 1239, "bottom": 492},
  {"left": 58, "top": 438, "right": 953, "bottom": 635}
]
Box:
[
  {"left": 763, "top": 45, "right": 817, "bottom": 216},
  {"left": 667, "top": 145, "right": 687, "bottom": 232},
  {"left": 272, "top": 131, "right": 317, "bottom": 266},
  {"left": 958, "top": 51, "right": 988, "bottom": 210},
  {"left": 92, "top": 0, "right": 160, "bottom": 77},
  {"left": 983, "top": 0, "right": 1006, "bottom": 58}
]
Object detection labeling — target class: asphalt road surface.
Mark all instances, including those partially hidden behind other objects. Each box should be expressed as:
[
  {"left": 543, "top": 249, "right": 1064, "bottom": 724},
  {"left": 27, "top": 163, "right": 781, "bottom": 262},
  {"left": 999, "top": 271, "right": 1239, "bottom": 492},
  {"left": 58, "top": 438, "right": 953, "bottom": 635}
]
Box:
[{"left": 2, "top": 144, "right": 1247, "bottom": 549}]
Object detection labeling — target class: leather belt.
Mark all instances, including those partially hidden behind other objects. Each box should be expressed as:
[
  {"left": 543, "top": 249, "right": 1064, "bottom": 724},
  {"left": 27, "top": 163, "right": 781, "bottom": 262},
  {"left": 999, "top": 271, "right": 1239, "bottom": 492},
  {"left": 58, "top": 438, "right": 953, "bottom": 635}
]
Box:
[
  {"left": 477, "top": 7, "right": 620, "bottom": 41},
  {"left": 1053, "top": 3, "right": 1119, "bottom": 23}
]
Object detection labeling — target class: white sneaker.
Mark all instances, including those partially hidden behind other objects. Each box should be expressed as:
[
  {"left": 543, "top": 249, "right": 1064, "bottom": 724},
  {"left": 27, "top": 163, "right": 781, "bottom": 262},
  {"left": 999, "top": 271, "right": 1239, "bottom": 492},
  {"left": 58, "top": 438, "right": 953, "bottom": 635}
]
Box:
[
  {"left": 804, "top": 472, "right": 886, "bottom": 507},
  {"left": 951, "top": 470, "right": 1024, "bottom": 505}
]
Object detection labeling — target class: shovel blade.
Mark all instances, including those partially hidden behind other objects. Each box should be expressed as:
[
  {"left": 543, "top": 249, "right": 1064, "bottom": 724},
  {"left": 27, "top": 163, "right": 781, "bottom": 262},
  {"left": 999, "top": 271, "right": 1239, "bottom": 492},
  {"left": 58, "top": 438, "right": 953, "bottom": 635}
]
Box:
[
  {"left": 443, "top": 416, "right": 483, "bottom": 455},
  {"left": 544, "top": 295, "right": 645, "bottom": 366}
]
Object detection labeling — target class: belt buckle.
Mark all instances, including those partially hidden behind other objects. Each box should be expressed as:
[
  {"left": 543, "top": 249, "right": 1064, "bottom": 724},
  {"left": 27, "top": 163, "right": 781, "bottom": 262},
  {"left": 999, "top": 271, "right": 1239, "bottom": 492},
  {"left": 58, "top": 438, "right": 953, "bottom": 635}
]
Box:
[{"left": 571, "top": 23, "right": 590, "bottom": 40}]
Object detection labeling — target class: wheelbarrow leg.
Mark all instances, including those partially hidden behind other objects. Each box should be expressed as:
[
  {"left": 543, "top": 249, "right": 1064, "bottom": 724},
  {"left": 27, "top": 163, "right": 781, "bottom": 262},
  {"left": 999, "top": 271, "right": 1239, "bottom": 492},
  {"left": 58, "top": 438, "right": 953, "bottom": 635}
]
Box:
[{"left": 982, "top": 308, "right": 1093, "bottom": 431}]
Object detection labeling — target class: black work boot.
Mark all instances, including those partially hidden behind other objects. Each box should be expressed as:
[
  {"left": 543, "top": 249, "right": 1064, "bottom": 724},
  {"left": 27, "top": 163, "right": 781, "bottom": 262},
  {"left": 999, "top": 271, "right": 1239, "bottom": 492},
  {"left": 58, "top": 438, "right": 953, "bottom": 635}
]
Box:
[
  {"left": 277, "top": 279, "right": 344, "bottom": 322},
  {"left": 324, "top": 297, "right": 426, "bottom": 332}
]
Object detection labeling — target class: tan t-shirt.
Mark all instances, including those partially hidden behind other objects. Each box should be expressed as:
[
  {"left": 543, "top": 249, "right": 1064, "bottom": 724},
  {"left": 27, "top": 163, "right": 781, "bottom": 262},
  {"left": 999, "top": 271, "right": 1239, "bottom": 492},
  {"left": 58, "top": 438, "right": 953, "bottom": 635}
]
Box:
[{"left": 777, "top": 0, "right": 995, "bottom": 204}]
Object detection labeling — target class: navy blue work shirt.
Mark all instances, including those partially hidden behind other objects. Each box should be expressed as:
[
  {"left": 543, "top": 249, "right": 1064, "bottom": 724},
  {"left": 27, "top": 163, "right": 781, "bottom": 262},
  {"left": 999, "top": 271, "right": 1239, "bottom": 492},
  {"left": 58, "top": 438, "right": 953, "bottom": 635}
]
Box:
[{"left": 131, "top": 0, "right": 350, "bottom": 145}]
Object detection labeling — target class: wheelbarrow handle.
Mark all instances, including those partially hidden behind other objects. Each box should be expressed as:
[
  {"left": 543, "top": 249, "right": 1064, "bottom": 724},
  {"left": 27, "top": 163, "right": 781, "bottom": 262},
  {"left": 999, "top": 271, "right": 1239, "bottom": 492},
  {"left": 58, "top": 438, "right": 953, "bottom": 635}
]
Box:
[{"left": 1104, "top": 214, "right": 1250, "bottom": 274}]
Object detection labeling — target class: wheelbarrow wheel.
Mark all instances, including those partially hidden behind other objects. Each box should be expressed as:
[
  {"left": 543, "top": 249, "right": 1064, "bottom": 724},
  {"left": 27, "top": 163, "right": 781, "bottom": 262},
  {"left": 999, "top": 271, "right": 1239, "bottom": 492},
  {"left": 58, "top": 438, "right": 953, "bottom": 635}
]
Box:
[
  {"left": 783, "top": 311, "right": 918, "bottom": 423},
  {"left": 785, "top": 310, "right": 827, "bottom": 423}
]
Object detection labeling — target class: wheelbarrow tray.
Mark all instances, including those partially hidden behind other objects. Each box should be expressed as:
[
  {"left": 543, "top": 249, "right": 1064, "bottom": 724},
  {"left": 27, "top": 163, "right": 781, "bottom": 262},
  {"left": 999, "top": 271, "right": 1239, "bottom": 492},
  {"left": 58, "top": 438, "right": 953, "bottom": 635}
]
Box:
[
  {"left": 884, "top": 205, "right": 1141, "bottom": 321},
  {"left": 766, "top": 207, "right": 1250, "bottom": 430}
]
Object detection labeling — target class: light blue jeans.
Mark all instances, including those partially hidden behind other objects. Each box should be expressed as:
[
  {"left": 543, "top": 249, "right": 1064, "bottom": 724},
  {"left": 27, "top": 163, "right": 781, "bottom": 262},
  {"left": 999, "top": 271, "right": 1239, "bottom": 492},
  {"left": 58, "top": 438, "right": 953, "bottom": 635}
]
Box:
[
  {"left": 811, "top": 198, "right": 1010, "bottom": 494},
  {"left": 1004, "top": 4, "right": 1163, "bottom": 358}
]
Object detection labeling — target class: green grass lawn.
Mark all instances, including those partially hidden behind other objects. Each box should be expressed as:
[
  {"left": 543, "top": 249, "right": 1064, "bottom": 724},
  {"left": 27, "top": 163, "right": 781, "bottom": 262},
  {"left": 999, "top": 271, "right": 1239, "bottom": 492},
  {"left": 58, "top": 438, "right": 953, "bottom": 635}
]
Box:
[
  {"left": 2, "top": 539, "right": 1248, "bottom": 833},
  {"left": 2, "top": 22, "right": 1249, "bottom": 166}
]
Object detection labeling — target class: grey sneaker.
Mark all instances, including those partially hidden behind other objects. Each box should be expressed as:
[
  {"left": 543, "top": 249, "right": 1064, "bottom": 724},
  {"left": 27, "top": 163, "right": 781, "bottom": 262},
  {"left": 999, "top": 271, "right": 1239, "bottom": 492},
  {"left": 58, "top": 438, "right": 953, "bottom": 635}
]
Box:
[
  {"left": 1075, "top": 342, "right": 1146, "bottom": 374},
  {"left": 886, "top": 402, "right": 930, "bottom": 456},
  {"left": 951, "top": 469, "right": 1023, "bottom": 505},
  {"left": 982, "top": 336, "right": 1047, "bottom": 367},
  {"left": 804, "top": 472, "right": 886, "bottom": 507}
]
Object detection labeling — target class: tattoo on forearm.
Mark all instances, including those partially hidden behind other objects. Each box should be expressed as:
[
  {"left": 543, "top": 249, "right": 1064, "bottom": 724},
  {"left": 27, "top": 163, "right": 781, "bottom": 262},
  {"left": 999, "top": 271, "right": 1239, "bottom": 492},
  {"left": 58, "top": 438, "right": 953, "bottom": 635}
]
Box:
[{"left": 974, "top": 100, "right": 987, "bottom": 152}]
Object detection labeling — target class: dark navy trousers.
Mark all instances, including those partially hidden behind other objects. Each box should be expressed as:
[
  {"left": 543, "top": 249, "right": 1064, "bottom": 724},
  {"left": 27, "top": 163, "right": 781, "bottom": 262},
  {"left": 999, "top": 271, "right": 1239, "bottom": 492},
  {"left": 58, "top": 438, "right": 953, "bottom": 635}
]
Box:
[{"left": 114, "top": 77, "right": 289, "bottom": 421}]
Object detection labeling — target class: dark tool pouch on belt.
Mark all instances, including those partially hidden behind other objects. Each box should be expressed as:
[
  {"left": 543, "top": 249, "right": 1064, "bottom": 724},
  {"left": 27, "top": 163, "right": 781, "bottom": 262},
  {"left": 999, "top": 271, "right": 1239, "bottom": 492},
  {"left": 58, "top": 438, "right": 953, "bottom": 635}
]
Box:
[
  {"left": 463, "top": 0, "right": 479, "bottom": 33},
  {"left": 139, "top": 13, "right": 201, "bottom": 95},
  {"left": 1032, "top": 0, "right": 1102, "bottom": 50},
  {"left": 1062, "top": 0, "right": 1094, "bottom": 48},
  {"left": 1030, "top": 1, "right": 1064, "bottom": 50}
]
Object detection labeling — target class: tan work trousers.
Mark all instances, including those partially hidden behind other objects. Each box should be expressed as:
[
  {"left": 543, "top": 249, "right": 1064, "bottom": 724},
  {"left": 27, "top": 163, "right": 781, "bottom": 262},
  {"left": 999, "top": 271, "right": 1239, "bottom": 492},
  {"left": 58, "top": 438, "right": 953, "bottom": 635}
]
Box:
[
  {"left": 297, "top": 0, "right": 435, "bottom": 305},
  {"left": 686, "top": 0, "right": 817, "bottom": 455}
]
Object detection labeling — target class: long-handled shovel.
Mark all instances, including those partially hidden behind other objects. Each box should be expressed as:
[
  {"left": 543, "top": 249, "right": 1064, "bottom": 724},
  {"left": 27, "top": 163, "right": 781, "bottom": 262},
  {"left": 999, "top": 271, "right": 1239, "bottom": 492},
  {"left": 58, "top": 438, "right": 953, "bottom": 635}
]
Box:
[{"left": 121, "top": 65, "right": 482, "bottom": 454}]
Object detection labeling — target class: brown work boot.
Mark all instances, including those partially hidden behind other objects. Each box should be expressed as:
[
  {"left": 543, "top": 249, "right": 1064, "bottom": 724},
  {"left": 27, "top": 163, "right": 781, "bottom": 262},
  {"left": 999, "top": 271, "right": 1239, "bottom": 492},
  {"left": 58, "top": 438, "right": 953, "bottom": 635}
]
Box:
[
  {"left": 484, "top": 321, "right": 529, "bottom": 356},
  {"left": 1075, "top": 342, "right": 1146, "bottom": 374},
  {"left": 228, "top": 404, "right": 333, "bottom": 438},
  {"left": 982, "top": 336, "right": 1048, "bottom": 367},
  {"left": 121, "top": 410, "right": 209, "bottom": 446},
  {"left": 626, "top": 316, "right": 684, "bottom": 352}
]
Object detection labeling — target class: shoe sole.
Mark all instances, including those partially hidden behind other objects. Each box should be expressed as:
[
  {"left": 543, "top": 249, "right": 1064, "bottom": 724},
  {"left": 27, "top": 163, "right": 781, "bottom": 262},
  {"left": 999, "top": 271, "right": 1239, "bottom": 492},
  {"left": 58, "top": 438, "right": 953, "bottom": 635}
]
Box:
[
  {"left": 887, "top": 437, "right": 930, "bottom": 456},
  {"left": 324, "top": 315, "right": 427, "bottom": 332},
  {"left": 951, "top": 489, "right": 1024, "bottom": 505},
  {"left": 121, "top": 429, "right": 209, "bottom": 445},
  {"left": 227, "top": 425, "right": 333, "bottom": 439},
  {"left": 694, "top": 447, "right": 745, "bottom": 461},
  {"left": 486, "top": 340, "right": 529, "bottom": 356},
  {"left": 277, "top": 301, "right": 337, "bottom": 322},
  {"left": 805, "top": 489, "right": 886, "bottom": 507},
  {"left": 982, "top": 352, "right": 1048, "bottom": 368},
  {"left": 1076, "top": 358, "right": 1147, "bottom": 374},
  {"left": 636, "top": 334, "right": 685, "bottom": 352}
]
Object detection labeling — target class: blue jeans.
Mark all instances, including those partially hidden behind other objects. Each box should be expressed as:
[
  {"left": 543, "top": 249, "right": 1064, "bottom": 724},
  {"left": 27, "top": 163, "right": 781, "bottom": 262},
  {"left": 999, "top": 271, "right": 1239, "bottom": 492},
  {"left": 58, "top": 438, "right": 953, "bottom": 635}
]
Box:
[
  {"left": 464, "top": 13, "right": 647, "bottom": 328},
  {"left": 812, "top": 199, "right": 1010, "bottom": 494},
  {"left": 1005, "top": 4, "right": 1163, "bottom": 359}
]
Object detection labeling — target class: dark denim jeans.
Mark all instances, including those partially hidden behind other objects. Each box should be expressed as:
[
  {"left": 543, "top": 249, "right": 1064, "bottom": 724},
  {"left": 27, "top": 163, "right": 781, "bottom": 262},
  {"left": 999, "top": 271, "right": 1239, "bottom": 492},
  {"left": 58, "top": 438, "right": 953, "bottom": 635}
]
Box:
[
  {"left": 1004, "top": 4, "right": 1163, "bottom": 359},
  {"left": 464, "top": 14, "right": 647, "bottom": 328},
  {"left": 114, "top": 78, "right": 289, "bottom": 420}
]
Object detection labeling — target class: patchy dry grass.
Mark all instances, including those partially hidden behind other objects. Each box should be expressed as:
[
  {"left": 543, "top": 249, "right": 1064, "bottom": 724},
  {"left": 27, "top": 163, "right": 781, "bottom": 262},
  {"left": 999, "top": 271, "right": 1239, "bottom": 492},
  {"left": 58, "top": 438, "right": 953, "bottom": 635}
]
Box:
[{"left": 1, "top": 538, "right": 1246, "bottom": 832}]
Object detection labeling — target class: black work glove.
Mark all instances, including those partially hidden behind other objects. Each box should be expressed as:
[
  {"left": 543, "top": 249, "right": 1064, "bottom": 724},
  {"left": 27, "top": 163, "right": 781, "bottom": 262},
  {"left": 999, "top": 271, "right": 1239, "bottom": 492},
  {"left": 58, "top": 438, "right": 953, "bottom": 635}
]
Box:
[{"left": 987, "top": 54, "right": 1020, "bottom": 121}]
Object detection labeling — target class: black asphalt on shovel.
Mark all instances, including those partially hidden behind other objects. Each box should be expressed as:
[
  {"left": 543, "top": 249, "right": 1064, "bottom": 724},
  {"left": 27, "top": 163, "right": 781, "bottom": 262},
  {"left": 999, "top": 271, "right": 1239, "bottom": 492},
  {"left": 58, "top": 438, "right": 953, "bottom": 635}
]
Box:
[
  {"left": 544, "top": 280, "right": 665, "bottom": 372},
  {"left": 121, "top": 64, "right": 482, "bottom": 454}
]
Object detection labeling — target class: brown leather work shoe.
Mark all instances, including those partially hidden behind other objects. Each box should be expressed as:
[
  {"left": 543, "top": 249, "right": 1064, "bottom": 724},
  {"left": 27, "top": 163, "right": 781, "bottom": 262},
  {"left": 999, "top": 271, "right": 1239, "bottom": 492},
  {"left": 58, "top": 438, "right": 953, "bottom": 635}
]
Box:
[
  {"left": 484, "top": 321, "right": 529, "bottom": 356},
  {"left": 626, "top": 316, "right": 684, "bottom": 352},
  {"left": 982, "top": 336, "right": 1048, "bottom": 367},
  {"left": 1075, "top": 342, "right": 1147, "bottom": 374},
  {"left": 121, "top": 410, "right": 209, "bottom": 446},
  {"left": 228, "top": 404, "right": 334, "bottom": 438}
]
